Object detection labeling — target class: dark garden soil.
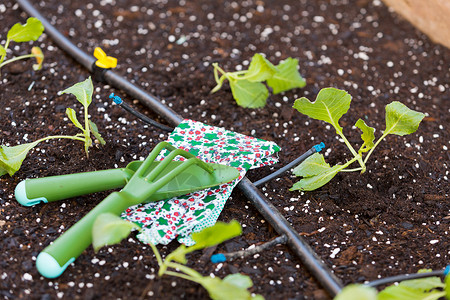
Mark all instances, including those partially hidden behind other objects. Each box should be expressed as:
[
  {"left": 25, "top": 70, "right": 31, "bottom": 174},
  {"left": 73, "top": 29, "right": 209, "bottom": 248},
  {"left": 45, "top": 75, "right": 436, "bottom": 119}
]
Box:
[{"left": 1, "top": 0, "right": 449, "bottom": 299}]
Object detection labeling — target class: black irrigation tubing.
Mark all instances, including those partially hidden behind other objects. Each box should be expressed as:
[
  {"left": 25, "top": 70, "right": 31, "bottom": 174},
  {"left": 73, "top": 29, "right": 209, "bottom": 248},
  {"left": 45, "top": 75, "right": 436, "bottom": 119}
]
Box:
[
  {"left": 109, "top": 93, "right": 174, "bottom": 132},
  {"left": 253, "top": 142, "right": 325, "bottom": 187},
  {"left": 366, "top": 267, "right": 450, "bottom": 288},
  {"left": 211, "top": 235, "right": 289, "bottom": 263},
  {"left": 16, "top": 0, "right": 344, "bottom": 296}
]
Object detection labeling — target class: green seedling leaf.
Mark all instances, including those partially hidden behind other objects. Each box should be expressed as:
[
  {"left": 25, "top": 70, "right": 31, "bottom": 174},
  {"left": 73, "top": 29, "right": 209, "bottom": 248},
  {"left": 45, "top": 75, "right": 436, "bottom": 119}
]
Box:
[
  {"left": 445, "top": 274, "right": 450, "bottom": 299},
  {"left": 89, "top": 120, "right": 106, "bottom": 145},
  {"left": 200, "top": 274, "right": 263, "bottom": 300},
  {"left": 0, "top": 141, "right": 40, "bottom": 176},
  {"left": 334, "top": 284, "right": 377, "bottom": 300},
  {"left": 31, "top": 46, "right": 44, "bottom": 70},
  {"left": 293, "top": 152, "right": 331, "bottom": 177},
  {"left": 384, "top": 101, "right": 425, "bottom": 136},
  {"left": 211, "top": 55, "right": 305, "bottom": 109},
  {"left": 66, "top": 108, "right": 84, "bottom": 130},
  {"left": 400, "top": 276, "right": 445, "bottom": 291},
  {"left": 377, "top": 270, "right": 446, "bottom": 300},
  {"left": 60, "top": 76, "right": 94, "bottom": 107},
  {"left": 377, "top": 285, "right": 445, "bottom": 300},
  {"left": 92, "top": 213, "right": 139, "bottom": 252},
  {"left": 293, "top": 87, "right": 351, "bottom": 134},
  {"left": 0, "top": 45, "right": 5, "bottom": 57},
  {"left": 238, "top": 53, "right": 278, "bottom": 82},
  {"left": 230, "top": 79, "right": 268, "bottom": 108},
  {"left": 355, "top": 119, "right": 375, "bottom": 153},
  {"left": 399, "top": 270, "right": 444, "bottom": 291},
  {"left": 290, "top": 164, "right": 345, "bottom": 191},
  {"left": 292, "top": 88, "right": 425, "bottom": 192},
  {"left": 7, "top": 17, "right": 44, "bottom": 42},
  {"left": 190, "top": 220, "right": 242, "bottom": 251},
  {"left": 223, "top": 273, "right": 253, "bottom": 290},
  {"left": 266, "top": 57, "right": 306, "bottom": 94},
  {"left": 166, "top": 221, "right": 242, "bottom": 264}
]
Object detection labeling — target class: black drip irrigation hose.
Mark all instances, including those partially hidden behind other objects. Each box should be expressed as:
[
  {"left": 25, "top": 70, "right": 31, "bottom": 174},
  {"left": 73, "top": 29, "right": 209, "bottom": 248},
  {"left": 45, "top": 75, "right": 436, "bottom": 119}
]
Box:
[
  {"left": 253, "top": 142, "right": 325, "bottom": 187},
  {"left": 109, "top": 93, "right": 173, "bottom": 132},
  {"left": 237, "top": 177, "right": 343, "bottom": 294},
  {"left": 366, "top": 266, "right": 450, "bottom": 288},
  {"left": 211, "top": 235, "right": 288, "bottom": 263},
  {"left": 16, "top": 0, "right": 344, "bottom": 296}
]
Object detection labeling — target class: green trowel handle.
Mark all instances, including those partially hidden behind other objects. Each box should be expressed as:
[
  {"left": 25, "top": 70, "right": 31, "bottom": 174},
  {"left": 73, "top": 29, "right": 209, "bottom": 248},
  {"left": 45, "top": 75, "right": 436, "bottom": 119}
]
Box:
[
  {"left": 15, "top": 168, "right": 134, "bottom": 206},
  {"left": 36, "top": 191, "right": 136, "bottom": 278}
]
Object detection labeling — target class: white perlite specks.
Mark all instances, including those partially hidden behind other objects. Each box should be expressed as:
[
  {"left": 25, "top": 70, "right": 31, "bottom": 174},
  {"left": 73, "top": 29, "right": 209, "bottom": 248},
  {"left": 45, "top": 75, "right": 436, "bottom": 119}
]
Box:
[{"left": 330, "top": 248, "right": 340, "bottom": 258}]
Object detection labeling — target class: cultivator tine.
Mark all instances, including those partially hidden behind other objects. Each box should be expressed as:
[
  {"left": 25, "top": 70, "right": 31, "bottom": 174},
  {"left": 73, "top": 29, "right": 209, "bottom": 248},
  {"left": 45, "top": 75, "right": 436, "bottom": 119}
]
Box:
[
  {"left": 145, "top": 148, "right": 213, "bottom": 182},
  {"left": 134, "top": 141, "right": 177, "bottom": 177}
]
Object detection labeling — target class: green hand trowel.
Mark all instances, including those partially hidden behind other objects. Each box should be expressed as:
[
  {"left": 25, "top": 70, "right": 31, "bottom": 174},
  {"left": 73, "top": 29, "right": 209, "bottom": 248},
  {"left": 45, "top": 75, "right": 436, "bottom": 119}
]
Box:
[{"left": 29, "top": 142, "right": 239, "bottom": 278}]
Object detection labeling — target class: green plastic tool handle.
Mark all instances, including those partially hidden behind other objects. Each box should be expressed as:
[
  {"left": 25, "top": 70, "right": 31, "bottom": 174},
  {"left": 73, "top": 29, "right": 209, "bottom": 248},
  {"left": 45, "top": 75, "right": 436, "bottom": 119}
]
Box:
[
  {"left": 36, "top": 191, "right": 135, "bottom": 278},
  {"left": 15, "top": 168, "right": 134, "bottom": 206}
]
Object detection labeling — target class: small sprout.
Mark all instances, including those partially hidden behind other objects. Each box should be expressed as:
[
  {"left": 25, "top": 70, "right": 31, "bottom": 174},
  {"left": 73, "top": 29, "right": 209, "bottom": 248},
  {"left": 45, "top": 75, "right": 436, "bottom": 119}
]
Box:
[
  {"left": 211, "top": 53, "right": 306, "bottom": 108},
  {"left": 0, "top": 17, "right": 45, "bottom": 71},
  {"left": 92, "top": 219, "right": 263, "bottom": 299},
  {"left": 0, "top": 77, "right": 105, "bottom": 177},
  {"left": 93, "top": 47, "right": 117, "bottom": 69},
  {"left": 291, "top": 87, "right": 425, "bottom": 191},
  {"left": 60, "top": 76, "right": 106, "bottom": 156}
]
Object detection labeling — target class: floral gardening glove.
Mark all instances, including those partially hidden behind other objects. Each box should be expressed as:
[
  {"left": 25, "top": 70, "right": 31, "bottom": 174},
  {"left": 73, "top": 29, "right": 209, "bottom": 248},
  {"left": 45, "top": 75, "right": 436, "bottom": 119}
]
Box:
[{"left": 121, "top": 119, "right": 280, "bottom": 246}]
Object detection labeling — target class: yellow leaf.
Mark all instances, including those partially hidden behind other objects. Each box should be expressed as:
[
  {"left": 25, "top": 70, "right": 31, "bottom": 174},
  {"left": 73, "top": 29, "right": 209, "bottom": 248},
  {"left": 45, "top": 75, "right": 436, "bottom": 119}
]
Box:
[{"left": 31, "top": 46, "right": 44, "bottom": 70}]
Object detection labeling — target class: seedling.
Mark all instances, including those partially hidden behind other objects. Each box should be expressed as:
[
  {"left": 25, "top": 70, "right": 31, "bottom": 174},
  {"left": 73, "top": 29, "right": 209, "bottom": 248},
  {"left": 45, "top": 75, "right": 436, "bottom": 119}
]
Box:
[
  {"left": 334, "top": 269, "right": 450, "bottom": 300},
  {"left": 60, "top": 76, "right": 106, "bottom": 155},
  {"left": 0, "top": 77, "right": 105, "bottom": 177},
  {"left": 0, "top": 17, "right": 44, "bottom": 71},
  {"left": 291, "top": 87, "right": 425, "bottom": 191},
  {"left": 211, "top": 53, "right": 306, "bottom": 108},
  {"left": 93, "top": 217, "right": 264, "bottom": 300}
]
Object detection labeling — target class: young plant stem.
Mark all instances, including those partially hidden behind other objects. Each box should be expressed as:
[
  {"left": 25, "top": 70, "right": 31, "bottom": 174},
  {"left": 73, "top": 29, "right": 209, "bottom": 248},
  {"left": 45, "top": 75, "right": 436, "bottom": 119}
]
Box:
[
  {"left": 213, "top": 63, "right": 221, "bottom": 83},
  {"left": 342, "top": 154, "right": 362, "bottom": 169},
  {"left": 212, "top": 63, "right": 226, "bottom": 77},
  {"left": 211, "top": 63, "right": 230, "bottom": 93},
  {"left": 213, "top": 63, "right": 247, "bottom": 82},
  {"left": 0, "top": 39, "right": 11, "bottom": 64},
  {"left": 363, "top": 132, "right": 388, "bottom": 165},
  {"left": 0, "top": 53, "right": 37, "bottom": 69},
  {"left": 147, "top": 242, "right": 164, "bottom": 267},
  {"left": 227, "top": 70, "right": 247, "bottom": 80},
  {"left": 340, "top": 167, "right": 363, "bottom": 172},
  {"left": 164, "top": 271, "right": 203, "bottom": 284},
  {"left": 36, "top": 134, "right": 85, "bottom": 144},
  {"left": 157, "top": 251, "right": 204, "bottom": 278},
  {"left": 82, "top": 104, "right": 91, "bottom": 156},
  {"left": 337, "top": 131, "right": 366, "bottom": 173},
  {"left": 166, "top": 261, "right": 203, "bottom": 279}
]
